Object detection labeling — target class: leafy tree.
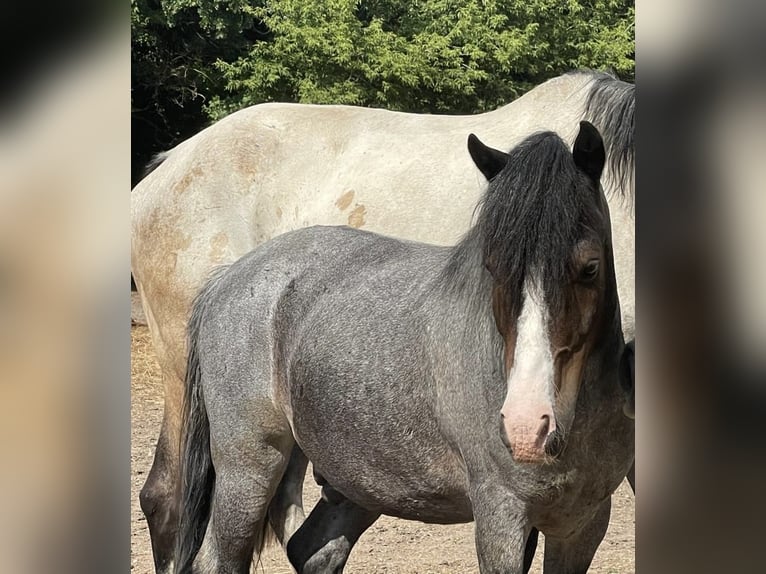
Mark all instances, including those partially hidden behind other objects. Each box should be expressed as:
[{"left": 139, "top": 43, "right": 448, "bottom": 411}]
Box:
[
  {"left": 208, "top": 0, "right": 634, "bottom": 118},
  {"left": 132, "top": 0, "right": 634, "bottom": 182}
]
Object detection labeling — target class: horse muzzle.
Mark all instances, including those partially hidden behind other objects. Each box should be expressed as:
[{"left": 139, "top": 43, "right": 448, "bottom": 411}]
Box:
[{"left": 500, "top": 408, "right": 558, "bottom": 464}]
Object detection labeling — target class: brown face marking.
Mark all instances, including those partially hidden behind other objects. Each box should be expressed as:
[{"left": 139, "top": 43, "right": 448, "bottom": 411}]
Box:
[
  {"left": 491, "top": 285, "right": 518, "bottom": 374},
  {"left": 547, "top": 240, "right": 606, "bottom": 400},
  {"left": 555, "top": 345, "right": 588, "bottom": 412},
  {"left": 571, "top": 241, "right": 605, "bottom": 339}
]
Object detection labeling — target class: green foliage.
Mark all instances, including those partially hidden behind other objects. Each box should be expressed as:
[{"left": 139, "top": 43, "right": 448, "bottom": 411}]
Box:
[
  {"left": 131, "top": 0, "right": 260, "bottom": 184},
  {"left": 207, "top": 0, "right": 634, "bottom": 118},
  {"left": 132, "top": 0, "right": 258, "bottom": 107},
  {"left": 132, "top": 0, "right": 633, "bottom": 181}
]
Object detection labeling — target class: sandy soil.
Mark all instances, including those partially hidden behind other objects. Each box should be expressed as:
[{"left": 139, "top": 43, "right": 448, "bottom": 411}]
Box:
[{"left": 131, "top": 323, "right": 634, "bottom": 573}]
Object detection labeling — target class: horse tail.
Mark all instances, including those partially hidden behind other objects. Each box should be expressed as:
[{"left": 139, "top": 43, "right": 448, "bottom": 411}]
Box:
[
  {"left": 141, "top": 150, "right": 171, "bottom": 180},
  {"left": 174, "top": 268, "right": 228, "bottom": 574}
]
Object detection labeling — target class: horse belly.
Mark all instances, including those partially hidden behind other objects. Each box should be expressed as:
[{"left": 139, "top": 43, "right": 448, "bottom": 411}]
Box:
[
  {"left": 302, "top": 434, "right": 474, "bottom": 524},
  {"left": 289, "top": 373, "right": 473, "bottom": 523}
]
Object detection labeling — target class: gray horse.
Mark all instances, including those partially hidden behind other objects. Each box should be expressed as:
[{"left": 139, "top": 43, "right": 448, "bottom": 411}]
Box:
[{"left": 174, "top": 122, "right": 634, "bottom": 573}]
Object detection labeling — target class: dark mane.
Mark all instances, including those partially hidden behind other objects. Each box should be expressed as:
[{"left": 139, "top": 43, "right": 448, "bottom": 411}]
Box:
[
  {"left": 582, "top": 73, "right": 635, "bottom": 203},
  {"left": 440, "top": 132, "right": 605, "bottom": 314}
]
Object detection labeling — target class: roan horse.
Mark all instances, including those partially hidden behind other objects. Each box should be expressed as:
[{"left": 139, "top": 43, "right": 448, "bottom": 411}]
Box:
[
  {"left": 173, "top": 123, "right": 634, "bottom": 573},
  {"left": 131, "top": 70, "right": 635, "bottom": 573}
]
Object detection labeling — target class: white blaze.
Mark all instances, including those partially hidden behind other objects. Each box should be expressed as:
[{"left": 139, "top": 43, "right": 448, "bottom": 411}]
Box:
[{"left": 505, "top": 278, "right": 556, "bottom": 411}]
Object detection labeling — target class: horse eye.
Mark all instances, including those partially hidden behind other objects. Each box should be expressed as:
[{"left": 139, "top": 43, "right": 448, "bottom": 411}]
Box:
[{"left": 579, "top": 259, "right": 600, "bottom": 282}]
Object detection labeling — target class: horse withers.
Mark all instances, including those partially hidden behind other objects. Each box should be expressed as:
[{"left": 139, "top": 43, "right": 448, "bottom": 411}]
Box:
[{"left": 174, "top": 122, "right": 634, "bottom": 574}]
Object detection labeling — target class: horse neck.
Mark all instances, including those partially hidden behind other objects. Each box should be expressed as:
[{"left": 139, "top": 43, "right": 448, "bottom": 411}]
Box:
[
  {"left": 429, "top": 232, "right": 502, "bottom": 353},
  {"left": 435, "top": 229, "right": 489, "bottom": 305}
]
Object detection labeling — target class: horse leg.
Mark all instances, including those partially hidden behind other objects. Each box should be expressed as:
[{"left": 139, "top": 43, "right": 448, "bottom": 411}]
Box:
[
  {"left": 542, "top": 497, "right": 611, "bottom": 574},
  {"left": 471, "top": 484, "right": 531, "bottom": 574},
  {"left": 139, "top": 367, "right": 184, "bottom": 574},
  {"left": 286, "top": 487, "right": 379, "bottom": 574},
  {"left": 134, "top": 276, "right": 190, "bottom": 574},
  {"left": 184, "top": 343, "right": 294, "bottom": 573},
  {"left": 195, "top": 428, "right": 294, "bottom": 573},
  {"left": 267, "top": 444, "right": 309, "bottom": 546}
]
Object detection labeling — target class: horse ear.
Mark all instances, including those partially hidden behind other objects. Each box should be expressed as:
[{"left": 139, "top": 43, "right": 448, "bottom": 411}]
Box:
[
  {"left": 573, "top": 121, "right": 606, "bottom": 183},
  {"left": 467, "top": 133, "right": 509, "bottom": 181}
]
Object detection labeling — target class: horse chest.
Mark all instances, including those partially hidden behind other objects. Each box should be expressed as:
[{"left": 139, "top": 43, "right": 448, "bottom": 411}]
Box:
[
  {"left": 523, "top": 436, "right": 631, "bottom": 536},
  {"left": 530, "top": 471, "right": 615, "bottom": 535}
]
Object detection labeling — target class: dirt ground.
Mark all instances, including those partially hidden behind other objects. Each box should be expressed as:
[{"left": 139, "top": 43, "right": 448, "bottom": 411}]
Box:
[{"left": 131, "top": 319, "right": 634, "bottom": 573}]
